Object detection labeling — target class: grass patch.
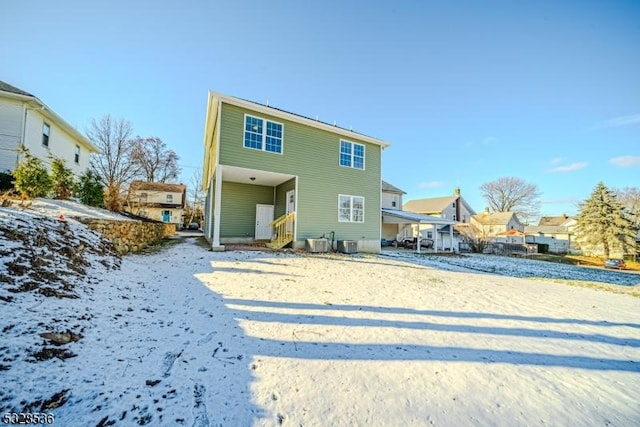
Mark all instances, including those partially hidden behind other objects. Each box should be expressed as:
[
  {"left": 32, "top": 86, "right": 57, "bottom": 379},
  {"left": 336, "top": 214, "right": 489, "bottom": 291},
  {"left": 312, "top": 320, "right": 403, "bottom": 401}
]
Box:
[
  {"left": 532, "top": 277, "right": 640, "bottom": 298},
  {"left": 530, "top": 253, "right": 640, "bottom": 271}
]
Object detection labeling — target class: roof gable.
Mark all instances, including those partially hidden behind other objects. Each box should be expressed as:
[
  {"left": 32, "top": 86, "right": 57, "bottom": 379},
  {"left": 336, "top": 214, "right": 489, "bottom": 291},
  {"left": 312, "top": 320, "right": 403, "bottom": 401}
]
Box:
[
  {"left": 538, "top": 215, "right": 571, "bottom": 226},
  {"left": 129, "top": 181, "right": 186, "bottom": 193},
  {"left": 381, "top": 180, "right": 406, "bottom": 194},
  {"left": 472, "top": 211, "right": 518, "bottom": 225},
  {"left": 404, "top": 196, "right": 457, "bottom": 214}
]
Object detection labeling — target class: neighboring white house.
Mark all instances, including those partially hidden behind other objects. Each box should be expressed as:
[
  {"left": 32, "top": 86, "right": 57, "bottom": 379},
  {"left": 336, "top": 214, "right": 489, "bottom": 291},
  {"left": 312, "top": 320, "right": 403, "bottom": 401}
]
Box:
[
  {"left": 380, "top": 180, "right": 454, "bottom": 251},
  {"left": 123, "top": 181, "right": 187, "bottom": 228},
  {"left": 524, "top": 215, "right": 577, "bottom": 254},
  {"left": 470, "top": 210, "right": 524, "bottom": 241},
  {"left": 0, "top": 80, "right": 99, "bottom": 176},
  {"left": 403, "top": 187, "right": 476, "bottom": 251}
]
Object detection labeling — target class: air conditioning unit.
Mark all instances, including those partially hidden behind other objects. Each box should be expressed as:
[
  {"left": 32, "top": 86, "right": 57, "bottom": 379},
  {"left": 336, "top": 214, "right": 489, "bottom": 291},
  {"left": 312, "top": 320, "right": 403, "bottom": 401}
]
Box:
[
  {"left": 337, "top": 240, "right": 358, "bottom": 254},
  {"left": 306, "top": 238, "right": 329, "bottom": 253}
]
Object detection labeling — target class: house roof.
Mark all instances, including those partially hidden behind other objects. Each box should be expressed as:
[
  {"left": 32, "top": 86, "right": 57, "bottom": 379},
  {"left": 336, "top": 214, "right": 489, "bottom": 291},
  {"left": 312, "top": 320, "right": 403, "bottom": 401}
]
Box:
[
  {"left": 472, "top": 211, "right": 518, "bottom": 226},
  {"left": 538, "top": 215, "right": 572, "bottom": 226},
  {"left": 0, "top": 80, "right": 99, "bottom": 153},
  {"left": 381, "top": 180, "right": 406, "bottom": 194},
  {"left": 382, "top": 208, "right": 454, "bottom": 225},
  {"left": 129, "top": 181, "right": 186, "bottom": 193},
  {"left": 525, "top": 225, "right": 570, "bottom": 234},
  {"left": 0, "top": 80, "right": 34, "bottom": 97},
  {"left": 403, "top": 196, "right": 457, "bottom": 214},
  {"left": 208, "top": 91, "right": 390, "bottom": 148}
]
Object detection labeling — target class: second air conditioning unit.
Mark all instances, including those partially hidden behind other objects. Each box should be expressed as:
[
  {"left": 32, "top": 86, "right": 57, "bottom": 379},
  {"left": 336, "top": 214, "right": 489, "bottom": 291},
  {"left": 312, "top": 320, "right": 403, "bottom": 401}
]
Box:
[{"left": 337, "top": 240, "right": 358, "bottom": 254}]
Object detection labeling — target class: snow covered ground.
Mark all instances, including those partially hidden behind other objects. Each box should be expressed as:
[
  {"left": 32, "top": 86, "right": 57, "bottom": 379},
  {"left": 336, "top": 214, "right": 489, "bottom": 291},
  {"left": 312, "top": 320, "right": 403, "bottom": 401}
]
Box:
[
  {"left": 381, "top": 251, "right": 640, "bottom": 286},
  {"left": 1, "top": 205, "right": 639, "bottom": 426}
]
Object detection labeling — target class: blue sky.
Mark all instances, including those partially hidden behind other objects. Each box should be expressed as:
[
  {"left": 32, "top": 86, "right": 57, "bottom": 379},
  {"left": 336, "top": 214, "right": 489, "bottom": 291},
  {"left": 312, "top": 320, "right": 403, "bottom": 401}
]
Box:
[{"left": 2, "top": 0, "right": 638, "bottom": 218}]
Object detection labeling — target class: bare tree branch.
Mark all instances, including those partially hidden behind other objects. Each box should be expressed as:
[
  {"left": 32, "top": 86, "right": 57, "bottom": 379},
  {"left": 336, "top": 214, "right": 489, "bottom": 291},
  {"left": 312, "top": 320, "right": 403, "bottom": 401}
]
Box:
[
  {"left": 479, "top": 176, "right": 541, "bottom": 223},
  {"left": 87, "top": 115, "right": 139, "bottom": 210},
  {"left": 130, "top": 137, "right": 181, "bottom": 183}
]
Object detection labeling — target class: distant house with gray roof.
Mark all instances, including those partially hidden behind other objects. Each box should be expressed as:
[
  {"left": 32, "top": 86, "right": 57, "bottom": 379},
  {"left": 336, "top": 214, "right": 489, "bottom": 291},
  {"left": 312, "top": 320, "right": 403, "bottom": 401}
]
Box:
[
  {"left": 471, "top": 210, "right": 524, "bottom": 237},
  {"left": 402, "top": 188, "right": 476, "bottom": 251}
]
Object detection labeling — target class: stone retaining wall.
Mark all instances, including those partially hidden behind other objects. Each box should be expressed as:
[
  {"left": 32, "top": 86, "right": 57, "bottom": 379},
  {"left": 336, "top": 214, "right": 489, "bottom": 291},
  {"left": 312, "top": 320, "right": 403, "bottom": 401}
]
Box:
[{"left": 76, "top": 218, "right": 175, "bottom": 254}]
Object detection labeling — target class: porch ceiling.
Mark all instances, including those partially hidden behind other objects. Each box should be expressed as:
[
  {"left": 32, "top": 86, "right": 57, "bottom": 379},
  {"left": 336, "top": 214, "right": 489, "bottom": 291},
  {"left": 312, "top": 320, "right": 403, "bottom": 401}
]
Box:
[{"left": 220, "top": 165, "right": 295, "bottom": 187}]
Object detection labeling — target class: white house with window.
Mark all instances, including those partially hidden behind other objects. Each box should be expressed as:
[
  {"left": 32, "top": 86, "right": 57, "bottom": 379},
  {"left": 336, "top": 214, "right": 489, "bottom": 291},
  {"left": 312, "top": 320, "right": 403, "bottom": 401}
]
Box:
[
  {"left": 123, "top": 181, "right": 186, "bottom": 228},
  {"left": 0, "top": 80, "right": 99, "bottom": 175},
  {"left": 403, "top": 187, "right": 477, "bottom": 251}
]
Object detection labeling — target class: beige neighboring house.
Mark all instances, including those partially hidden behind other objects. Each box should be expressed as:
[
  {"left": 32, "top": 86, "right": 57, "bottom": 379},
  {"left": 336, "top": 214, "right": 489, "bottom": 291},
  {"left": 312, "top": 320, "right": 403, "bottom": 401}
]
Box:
[
  {"left": 124, "top": 181, "right": 186, "bottom": 228},
  {"left": 524, "top": 214, "right": 577, "bottom": 253},
  {"left": 403, "top": 187, "right": 476, "bottom": 251},
  {"left": 0, "top": 80, "right": 99, "bottom": 175},
  {"left": 470, "top": 210, "right": 524, "bottom": 242}
]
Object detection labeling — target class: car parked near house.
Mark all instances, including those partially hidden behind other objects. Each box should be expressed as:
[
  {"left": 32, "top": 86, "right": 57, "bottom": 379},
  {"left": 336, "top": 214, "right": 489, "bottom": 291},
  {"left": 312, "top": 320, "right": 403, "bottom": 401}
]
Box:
[
  {"left": 604, "top": 259, "right": 626, "bottom": 269},
  {"left": 187, "top": 222, "right": 200, "bottom": 230}
]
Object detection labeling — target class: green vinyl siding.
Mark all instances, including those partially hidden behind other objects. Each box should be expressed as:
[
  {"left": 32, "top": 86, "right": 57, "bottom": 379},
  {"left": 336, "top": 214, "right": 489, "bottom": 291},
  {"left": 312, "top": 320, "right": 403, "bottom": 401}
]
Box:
[
  {"left": 219, "top": 181, "right": 273, "bottom": 238},
  {"left": 275, "top": 178, "right": 296, "bottom": 218},
  {"left": 219, "top": 103, "right": 382, "bottom": 243}
]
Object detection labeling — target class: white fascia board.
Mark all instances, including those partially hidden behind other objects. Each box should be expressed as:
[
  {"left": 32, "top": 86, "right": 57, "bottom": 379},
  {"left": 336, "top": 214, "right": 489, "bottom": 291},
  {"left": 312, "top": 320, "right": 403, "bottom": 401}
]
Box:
[{"left": 1, "top": 90, "right": 99, "bottom": 153}]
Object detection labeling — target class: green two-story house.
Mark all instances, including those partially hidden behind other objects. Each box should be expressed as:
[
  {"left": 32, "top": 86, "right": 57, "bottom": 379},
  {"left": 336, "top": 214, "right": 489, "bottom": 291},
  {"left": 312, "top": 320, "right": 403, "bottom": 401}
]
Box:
[{"left": 202, "top": 91, "right": 390, "bottom": 253}]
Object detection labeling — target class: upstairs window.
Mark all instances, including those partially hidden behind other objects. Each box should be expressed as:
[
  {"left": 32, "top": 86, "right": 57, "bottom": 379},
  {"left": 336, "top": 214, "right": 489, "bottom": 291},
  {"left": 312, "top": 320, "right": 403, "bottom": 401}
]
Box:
[
  {"left": 338, "top": 194, "right": 364, "bottom": 223},
  {"left": 42, "top": 123, "right": 50, "bottom": 147},
  {"left": 166, "top": 194, "right": 173, "bottom": 203},
  {"left": 339, "top": 140, "right": 365, "bottom": 169},
  {"left": 244, "top": 114, "right": 283, "bottom": 154},
  {"left": 74, "top": 145, "right": 80, "bottom": 164}
]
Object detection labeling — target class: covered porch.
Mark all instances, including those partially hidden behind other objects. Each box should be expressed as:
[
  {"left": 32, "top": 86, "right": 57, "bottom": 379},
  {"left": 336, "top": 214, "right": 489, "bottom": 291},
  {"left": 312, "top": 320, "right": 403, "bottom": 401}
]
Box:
[
  {"left": 381, "top": 209, "right": 455, "bottom": 253},
  {"left": 205, "top": 165, "right": 297, "bottom": 251}
]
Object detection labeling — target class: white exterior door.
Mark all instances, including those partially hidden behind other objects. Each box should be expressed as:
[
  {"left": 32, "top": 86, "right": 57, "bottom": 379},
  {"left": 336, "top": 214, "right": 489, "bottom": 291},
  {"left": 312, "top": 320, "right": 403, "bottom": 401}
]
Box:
[
  {"left": 285, "top": 190, "right": 295, "bottom": 234},
  {"left": 255, "top": 204, "right": 274, "bottom": 240},
  {"left": 286, "top": 190, "right": 295, "bottom": 215}
]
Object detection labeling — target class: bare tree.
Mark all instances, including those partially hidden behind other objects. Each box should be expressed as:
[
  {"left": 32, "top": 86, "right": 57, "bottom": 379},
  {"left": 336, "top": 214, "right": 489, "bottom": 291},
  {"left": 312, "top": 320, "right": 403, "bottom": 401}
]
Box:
[
  {"left": 615, "top": 186, "right": 640, "bottom": 228},
  {"left": 131, "top": 137, "right": 181, "bottom": 183},
  {"left": 457, "top": 223, "right": 491, "bottom": 253},
  {"left": 479, "top": 176, "right": 541, "bottom": 224},
  {"left": 87, "top": 115, "right": 138, "bottom": 211},
  {"left": 187, "top": 170, "right": 204, "bottom": 224}
]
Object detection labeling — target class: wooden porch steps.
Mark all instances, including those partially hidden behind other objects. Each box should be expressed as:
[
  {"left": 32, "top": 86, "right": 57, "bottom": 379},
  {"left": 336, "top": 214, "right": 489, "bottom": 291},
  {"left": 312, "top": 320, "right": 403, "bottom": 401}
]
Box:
[{"left": 267, "top": 212, "right": 295, "bottom": 249}]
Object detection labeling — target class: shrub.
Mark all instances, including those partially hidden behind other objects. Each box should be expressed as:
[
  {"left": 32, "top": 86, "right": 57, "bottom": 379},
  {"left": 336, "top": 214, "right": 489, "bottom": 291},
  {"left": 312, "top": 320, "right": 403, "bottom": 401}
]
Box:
[
  {"left": 51, "top": 158, "right": 76, "bottom": 199},
  {"left": 13, "top": 146, "right": 51, "bottom": 199},
  {"left": 76, "top": 170, "right": 104, "bottom": 207}
]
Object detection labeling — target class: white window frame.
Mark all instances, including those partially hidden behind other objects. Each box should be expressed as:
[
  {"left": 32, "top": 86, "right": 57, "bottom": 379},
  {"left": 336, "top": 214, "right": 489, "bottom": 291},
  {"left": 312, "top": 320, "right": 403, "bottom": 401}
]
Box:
[
  {"left": 339, "top": 139, "right": 365, "bottom": 170},
  {"left": 243, "top": 114, "right": 284, "bottom": 154},
  {"left": 42, "top": 123, "right": 50, "bottom": 147},
  {"left": 338, "top": 194, "right": 365, "bottom": 223},
  {"left": 74, "top": 145, "right": 80, "bottom": 164},
  {"left": 166, "top": 194, "right": 173, "bottom": 203}
]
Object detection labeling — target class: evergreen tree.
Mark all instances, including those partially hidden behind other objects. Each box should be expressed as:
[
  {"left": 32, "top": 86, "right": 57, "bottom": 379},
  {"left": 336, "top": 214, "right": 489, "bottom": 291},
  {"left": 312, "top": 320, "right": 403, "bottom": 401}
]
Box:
[
  {"left": 76, "top": 170, "right": 105, "bottom": 207},
  {"left": 576, "top": 182, "right": 637, "bottom": 258},
  {"left": 50, "top": 158, "right": 76, "bottom": 199},
  {"left": 12, "top": 146, "right": 52, "bottom": 199}
]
